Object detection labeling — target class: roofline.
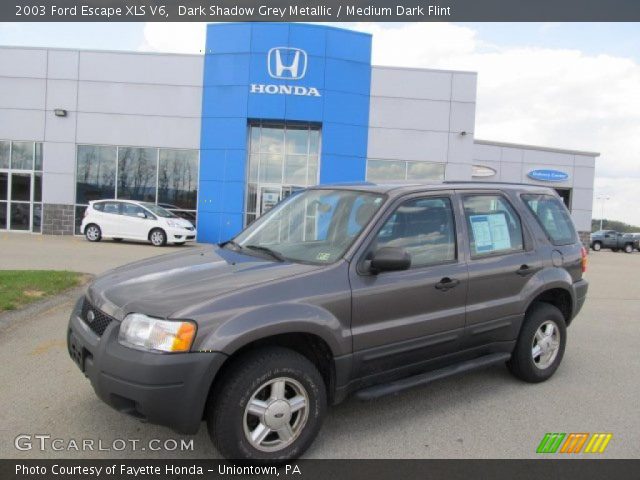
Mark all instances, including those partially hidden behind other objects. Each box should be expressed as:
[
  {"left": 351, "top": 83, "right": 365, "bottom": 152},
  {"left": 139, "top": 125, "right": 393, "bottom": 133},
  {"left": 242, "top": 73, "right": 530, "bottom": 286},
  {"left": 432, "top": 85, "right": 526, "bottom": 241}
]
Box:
[
  {"left": 371, "top": 64, "right": 477, "bottom": 76},
  {"left": 0, "top": 44, "right": 203, "bottom": 58},
  {"left": 0, "top": 43, "right": 477, "bottom": 76},
  {"left": 475, "top": 139, "right": 600, "bottom": 158}
]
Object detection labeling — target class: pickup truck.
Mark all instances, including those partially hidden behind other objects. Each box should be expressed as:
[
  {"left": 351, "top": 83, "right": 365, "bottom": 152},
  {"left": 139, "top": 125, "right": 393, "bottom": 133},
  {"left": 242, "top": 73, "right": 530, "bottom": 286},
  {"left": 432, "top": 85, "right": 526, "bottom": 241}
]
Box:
[{"left": 590, "top": 230, "right": 639, "bottom": 253}]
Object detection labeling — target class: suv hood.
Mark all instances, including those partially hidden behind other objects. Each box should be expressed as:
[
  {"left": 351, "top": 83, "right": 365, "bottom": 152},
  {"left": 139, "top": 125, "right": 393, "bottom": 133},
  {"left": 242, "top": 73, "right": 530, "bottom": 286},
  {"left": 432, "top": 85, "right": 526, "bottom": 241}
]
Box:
[{"left": 87, "top": 246, "right": 318, "bottom": 319}]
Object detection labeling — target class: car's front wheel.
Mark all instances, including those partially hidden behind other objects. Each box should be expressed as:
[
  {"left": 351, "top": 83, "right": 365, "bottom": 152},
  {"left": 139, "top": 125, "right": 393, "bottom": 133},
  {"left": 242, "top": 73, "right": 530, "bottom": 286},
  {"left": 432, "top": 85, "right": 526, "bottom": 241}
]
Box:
[
  {"left": 507, "top": 302, "right": 566, "bottom": 383},
  {"left": 207, "top": 347, "right": 326, "bottom": 461},
  {"left": 592, "top": 242, "right": 601, "bottom": 251},
  {"left": 149, "top": 228, "right": 166, "bottom": 247},
  {"left": 624, "top": 243, "right": 633, "bottom": 253},
  {"left": 85, "top": 224, "right": 101, "bottom": 242}
]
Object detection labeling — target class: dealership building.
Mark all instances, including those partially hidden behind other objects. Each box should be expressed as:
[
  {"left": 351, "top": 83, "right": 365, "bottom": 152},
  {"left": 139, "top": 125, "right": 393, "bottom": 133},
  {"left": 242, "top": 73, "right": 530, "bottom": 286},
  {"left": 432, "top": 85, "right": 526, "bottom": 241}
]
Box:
[{"left": 0, "top": 22, "right": 598, "bottom": 244}]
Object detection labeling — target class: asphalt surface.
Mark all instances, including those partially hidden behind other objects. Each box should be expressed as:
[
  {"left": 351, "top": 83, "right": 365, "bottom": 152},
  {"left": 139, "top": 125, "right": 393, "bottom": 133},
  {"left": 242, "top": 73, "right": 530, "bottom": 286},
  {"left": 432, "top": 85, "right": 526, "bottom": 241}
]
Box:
[{"left": 0, "top": 235, "right": 638, "bottom": 459}]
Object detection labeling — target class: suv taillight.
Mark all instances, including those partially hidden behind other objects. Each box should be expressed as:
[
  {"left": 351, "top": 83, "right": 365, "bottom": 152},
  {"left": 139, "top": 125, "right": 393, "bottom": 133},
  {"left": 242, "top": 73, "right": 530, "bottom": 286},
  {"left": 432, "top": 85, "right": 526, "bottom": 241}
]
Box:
[{"left": 581, "top": 246, "right": 587, "bottom": 273}]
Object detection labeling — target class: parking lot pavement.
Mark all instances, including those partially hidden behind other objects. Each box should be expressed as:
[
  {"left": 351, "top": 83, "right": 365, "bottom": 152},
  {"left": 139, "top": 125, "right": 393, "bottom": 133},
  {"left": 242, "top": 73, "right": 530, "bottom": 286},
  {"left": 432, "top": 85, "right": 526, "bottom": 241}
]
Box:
[
  {"left": 0, "top": 232, "right": 199, "bottom": 275},
  {"left": 0, "top": 247, "right": 639, "bottom": 459}
]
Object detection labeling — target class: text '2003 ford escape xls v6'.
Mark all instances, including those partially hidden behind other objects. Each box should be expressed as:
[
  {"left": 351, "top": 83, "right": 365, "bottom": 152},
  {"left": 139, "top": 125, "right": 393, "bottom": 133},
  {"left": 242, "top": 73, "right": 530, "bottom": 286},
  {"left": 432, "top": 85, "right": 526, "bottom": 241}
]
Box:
[{"left": 67, "top": 183, "right": 588, "bottom": 460}]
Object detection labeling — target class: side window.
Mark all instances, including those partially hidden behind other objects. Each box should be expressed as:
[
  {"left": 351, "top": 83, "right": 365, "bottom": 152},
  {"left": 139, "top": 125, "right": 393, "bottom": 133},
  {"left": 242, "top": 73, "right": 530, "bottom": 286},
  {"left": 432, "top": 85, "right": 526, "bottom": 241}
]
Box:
[
  {"left": 463, "top": 194, "right": 524, "bottom": 256},
  {"left": 121, "top": 203, "right": 146, "bottom": 218},
  {"left": 93, "top": 203, "right": 104, "bottom": 212},
  {"left": 521, "top": 194, "right": 576, "bottom": 245},
  {"left": 102, "top": 202, "right": 120, "bottom": 215},
  {"left": 373, "top": 197, "right": 456, "bottom": 268}
]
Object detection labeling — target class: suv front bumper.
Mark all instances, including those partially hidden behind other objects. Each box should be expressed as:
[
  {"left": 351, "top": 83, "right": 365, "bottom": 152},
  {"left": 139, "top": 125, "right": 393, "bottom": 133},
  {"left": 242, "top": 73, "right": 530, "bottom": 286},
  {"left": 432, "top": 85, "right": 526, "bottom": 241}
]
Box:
[{"left": 67, "top": 296, "right": 226, "bottom": 434}]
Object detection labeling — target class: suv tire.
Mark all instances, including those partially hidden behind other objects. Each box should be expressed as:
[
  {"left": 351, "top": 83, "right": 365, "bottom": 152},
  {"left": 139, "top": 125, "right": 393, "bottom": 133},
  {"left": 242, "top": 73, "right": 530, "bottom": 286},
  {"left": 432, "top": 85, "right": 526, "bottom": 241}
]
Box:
[
  {"left": 85, "top": 224, "right": 101, "bottom": 242},
  {"left": 591, "top": 242, "right": 601, "bottom": 251},
  {"left": 507, "top": 302, "right": 566, "bottom": 383},
  {"left": 207, "top": 347, "right": 326, "bottom": 461},
  {"left": 624, "top": 243, "right": 633, "bottom": 253}
]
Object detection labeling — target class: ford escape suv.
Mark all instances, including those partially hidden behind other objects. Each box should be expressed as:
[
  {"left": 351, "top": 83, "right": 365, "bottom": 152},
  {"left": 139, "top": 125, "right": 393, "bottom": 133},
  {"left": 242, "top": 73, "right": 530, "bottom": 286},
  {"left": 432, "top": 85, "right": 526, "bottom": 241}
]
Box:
[{"left": 67, "top": 183, "right": 588, "bottom": 460}]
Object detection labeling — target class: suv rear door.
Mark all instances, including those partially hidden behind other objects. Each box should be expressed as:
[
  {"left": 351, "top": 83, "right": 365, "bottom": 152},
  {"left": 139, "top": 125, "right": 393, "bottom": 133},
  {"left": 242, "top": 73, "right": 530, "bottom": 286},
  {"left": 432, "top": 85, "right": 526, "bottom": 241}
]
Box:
[
  {"left": 349, "top": 191, "right": 469, "bottom": 380},
  {"left": 458, "top": 190, "right": 543, "bottom": 349},
  {"left": 520, "top": 193, "right": 584, "bottom": 282}
]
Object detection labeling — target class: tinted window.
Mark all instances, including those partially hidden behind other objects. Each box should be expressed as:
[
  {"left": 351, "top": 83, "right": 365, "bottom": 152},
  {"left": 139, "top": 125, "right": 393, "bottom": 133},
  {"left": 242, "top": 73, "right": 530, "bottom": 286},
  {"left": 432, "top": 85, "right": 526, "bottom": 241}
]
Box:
[
  {"left": 374, "top": 197, "right": 456, "bottom": 268},
  {"left": 101, "top": 202, "right": 120, "bottom": 215},
  {"left": 522, "top": 194, "right": 576, "bottom": 245},
  {"left": 158, "top": 149, "right": 199, "bottom": 210},
  {"left": 121, "top": 203, "right": 147, "bottom": 217},
  {"left": 0, "top": 141, "right": 9, "bottom": 169},
  {"left": 93, "top": 203, "right": 104, "bottom": 212},
  {"left": 463, "top": 194, "right": 524, "bottom": 256},
  {"left": 117, "top": 147, "right": 157, "bottom": 202},
  {"left": 11, "top": 142, "right": 33, "bottom": 170},
  {"left": 76, "top": 145, "right": 116, "bottom": 203}
]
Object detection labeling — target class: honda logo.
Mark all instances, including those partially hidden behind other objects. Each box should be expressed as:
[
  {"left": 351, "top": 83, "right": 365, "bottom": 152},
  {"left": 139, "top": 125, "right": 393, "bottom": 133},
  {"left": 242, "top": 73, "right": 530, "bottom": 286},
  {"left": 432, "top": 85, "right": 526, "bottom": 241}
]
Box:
[{"left": 268, "top": 47, "right": 307, "bottom": 80}]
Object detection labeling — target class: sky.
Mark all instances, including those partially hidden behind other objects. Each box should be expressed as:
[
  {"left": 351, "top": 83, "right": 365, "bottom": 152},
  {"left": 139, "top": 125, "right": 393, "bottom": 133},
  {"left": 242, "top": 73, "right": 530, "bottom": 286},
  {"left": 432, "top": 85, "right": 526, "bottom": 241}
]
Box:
[{"left": 1, "top": 22, "right": 639, "bottom": 226}]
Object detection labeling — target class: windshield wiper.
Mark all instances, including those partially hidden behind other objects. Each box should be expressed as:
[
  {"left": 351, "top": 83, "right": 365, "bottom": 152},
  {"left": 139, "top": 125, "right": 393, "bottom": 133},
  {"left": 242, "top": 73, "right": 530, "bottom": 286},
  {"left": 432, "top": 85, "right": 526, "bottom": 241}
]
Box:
[
  {"left": 245, "top": 245, "right": 286, "bottom": 262},
  {"left": 221, "top": 240, "right": 243, "bottom": 251}
]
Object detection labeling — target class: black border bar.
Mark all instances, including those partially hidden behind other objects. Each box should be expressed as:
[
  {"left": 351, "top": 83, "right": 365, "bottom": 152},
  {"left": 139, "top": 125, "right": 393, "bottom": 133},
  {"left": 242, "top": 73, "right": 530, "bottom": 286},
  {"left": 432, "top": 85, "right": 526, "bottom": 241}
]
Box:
[
  {"left": 4, "top": 0, "right": 640, "bottom": 22},
  {"left": 2, "top": 459, "right": 640, "bottom": 480}
]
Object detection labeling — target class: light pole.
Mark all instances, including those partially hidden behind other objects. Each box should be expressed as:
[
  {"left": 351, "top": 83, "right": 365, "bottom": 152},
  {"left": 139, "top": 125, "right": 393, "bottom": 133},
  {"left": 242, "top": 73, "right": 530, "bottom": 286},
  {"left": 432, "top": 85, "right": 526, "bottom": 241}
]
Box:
[{"left": 596, "top": 195, "right": 610, "bottom": 231}]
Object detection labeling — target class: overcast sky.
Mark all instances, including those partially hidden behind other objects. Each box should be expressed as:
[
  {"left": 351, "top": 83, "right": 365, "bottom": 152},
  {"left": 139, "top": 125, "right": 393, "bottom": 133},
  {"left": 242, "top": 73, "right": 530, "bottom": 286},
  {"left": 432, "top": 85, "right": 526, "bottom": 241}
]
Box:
[{"left": 2, "top": 22, "right": 639, "bottom": 226}]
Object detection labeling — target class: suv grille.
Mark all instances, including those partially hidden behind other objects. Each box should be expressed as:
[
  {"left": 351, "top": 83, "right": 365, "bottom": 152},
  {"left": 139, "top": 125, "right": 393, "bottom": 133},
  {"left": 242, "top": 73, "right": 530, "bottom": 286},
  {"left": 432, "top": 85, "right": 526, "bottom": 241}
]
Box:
[{"left": 80, "top": 298, "right": 115, "bottom": 337}]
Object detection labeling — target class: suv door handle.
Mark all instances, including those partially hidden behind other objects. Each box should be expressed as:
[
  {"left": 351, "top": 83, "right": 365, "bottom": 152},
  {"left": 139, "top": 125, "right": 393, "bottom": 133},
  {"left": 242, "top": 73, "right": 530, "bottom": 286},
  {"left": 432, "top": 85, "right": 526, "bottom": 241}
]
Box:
[
  {"left": 435, "top": 277, "right": 460, "bottom": 291},
  {"left": 516, "top": 264, "right": 533, "bottom": 276}
]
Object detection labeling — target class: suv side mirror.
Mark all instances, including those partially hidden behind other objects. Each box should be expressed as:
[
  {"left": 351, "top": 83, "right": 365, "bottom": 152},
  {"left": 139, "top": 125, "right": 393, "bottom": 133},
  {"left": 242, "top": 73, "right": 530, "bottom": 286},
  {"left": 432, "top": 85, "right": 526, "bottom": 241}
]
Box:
[
  {"left": 137, "top": 212, "right": 146, "bottom": 219},
  {"left": 370, "top": 247, "right": 411, "bottom": 273}
]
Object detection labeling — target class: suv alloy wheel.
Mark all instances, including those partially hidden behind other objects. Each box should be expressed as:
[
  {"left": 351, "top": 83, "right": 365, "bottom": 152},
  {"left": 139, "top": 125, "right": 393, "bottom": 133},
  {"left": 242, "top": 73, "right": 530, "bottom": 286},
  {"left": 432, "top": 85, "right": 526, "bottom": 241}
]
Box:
[{"left": 207, "top": 347, "right": 326, "bottom": 461}]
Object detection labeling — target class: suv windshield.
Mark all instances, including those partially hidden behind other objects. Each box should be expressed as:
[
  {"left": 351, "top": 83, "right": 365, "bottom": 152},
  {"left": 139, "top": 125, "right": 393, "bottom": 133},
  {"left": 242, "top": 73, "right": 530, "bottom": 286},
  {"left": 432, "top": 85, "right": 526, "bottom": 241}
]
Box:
[
  {"left": 141, "top": 203, "right": 177, "bottom": 218},
  {"left": 232, "top": 189, "right": 385, "bottom": 264}
]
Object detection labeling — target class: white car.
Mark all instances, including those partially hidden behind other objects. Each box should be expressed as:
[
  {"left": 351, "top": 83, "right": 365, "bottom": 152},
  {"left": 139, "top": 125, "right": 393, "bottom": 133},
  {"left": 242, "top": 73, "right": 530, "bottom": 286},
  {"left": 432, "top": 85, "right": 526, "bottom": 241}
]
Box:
[{"left": 80, "top": 200, "right": 197, "bottom": 247}]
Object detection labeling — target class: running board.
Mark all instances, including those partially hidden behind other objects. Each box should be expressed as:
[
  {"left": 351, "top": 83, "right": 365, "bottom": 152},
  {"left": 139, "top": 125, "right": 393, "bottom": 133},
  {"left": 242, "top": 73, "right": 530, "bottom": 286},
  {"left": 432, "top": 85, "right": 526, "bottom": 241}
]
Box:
[{"left": 355, "top": 353, "right": 511, "bottom": 401}]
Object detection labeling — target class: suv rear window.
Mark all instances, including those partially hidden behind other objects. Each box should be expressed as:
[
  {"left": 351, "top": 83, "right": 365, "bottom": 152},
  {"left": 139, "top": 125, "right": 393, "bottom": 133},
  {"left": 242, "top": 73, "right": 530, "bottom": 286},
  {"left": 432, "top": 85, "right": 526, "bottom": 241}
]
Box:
[{"left": 521, "top": 194, "right": 576, "bottom": 245}]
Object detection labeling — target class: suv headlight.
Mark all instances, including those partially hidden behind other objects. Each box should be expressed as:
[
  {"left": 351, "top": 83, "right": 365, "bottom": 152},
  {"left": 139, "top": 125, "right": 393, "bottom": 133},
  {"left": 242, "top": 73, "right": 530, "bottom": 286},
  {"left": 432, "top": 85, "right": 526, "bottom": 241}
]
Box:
[{"left": 118, "top": 313, "right": 196, "bottom": 353}]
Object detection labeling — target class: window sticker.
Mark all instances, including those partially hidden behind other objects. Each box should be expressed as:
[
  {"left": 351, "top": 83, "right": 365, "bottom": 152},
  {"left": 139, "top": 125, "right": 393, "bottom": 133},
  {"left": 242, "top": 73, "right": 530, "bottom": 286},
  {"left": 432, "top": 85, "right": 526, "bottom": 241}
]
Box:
[
  {"left": 316, "top": 252, "right": 331, "bottom": 262},
  {"left": 469, "top": 213, "right": 512, "bottom": 253}
]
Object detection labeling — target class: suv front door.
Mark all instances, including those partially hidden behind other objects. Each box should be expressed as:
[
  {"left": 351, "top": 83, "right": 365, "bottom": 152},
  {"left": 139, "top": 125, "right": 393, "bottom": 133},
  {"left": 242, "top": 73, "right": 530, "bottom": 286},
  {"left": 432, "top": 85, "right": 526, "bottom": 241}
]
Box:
[{"left": 349, "top": 192, "right": 469, "bottom": 381}]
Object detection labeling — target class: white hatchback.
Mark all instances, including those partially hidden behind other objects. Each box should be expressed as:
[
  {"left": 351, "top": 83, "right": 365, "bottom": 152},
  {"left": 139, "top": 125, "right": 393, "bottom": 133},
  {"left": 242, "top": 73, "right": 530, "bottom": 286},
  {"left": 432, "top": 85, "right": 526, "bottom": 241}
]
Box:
[{"left": 80, "top": 200, "right": 197, "bottom": 247}]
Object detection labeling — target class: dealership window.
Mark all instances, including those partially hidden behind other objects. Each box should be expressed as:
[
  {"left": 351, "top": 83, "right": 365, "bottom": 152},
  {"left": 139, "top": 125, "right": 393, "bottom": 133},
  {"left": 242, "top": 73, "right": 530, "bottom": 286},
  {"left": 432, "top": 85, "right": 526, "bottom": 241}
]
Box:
[
  {"left": 0, "top": 140, "right": 43, "bottom": 232},
  {"left": 366, "top": 160, "right": 445, "bottom": 182},
  {"left": 74, "top": 145, "right": 199, "bottom": 234},
  {"left": 245, "top": 121, "right": 321, "bottom": 226}
]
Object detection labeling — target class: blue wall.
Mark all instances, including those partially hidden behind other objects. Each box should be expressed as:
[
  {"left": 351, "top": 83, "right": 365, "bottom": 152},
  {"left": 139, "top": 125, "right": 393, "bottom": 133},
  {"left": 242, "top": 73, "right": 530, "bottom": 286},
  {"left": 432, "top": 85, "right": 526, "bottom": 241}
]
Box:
[{"left": 198, "top": 23, "right": 372, "bottom": 243}]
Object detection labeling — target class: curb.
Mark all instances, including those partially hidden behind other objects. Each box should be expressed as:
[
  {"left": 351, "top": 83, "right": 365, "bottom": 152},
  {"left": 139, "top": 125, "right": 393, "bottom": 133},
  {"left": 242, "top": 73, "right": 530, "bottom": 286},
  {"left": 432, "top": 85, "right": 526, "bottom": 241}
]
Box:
[{"left": 0, "top": 278, "right": 93, "bottom": 333}]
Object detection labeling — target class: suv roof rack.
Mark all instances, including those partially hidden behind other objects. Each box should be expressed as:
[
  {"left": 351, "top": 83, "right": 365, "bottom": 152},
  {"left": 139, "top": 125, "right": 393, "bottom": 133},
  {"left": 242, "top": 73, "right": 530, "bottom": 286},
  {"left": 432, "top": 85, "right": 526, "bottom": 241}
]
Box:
[{"left": 442, "top": 180, "right": 546, "bottom": 187}]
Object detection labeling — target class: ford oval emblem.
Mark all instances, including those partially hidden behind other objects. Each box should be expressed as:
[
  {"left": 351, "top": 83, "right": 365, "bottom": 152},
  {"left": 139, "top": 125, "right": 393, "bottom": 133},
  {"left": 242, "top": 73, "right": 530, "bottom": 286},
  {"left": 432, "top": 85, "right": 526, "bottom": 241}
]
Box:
[
  {"left": 86, "top": 310, "right": 95, "bottom": 323},
  {"left": 527, "top": 169, "right": 569, "bottom": 182}
]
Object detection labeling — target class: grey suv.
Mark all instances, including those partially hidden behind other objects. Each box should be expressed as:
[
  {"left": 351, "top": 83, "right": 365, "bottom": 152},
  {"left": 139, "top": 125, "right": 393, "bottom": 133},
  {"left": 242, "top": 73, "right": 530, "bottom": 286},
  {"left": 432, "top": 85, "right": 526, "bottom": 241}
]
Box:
[{"left": 67, "top": 183, "right": 588, "bottom": 460}]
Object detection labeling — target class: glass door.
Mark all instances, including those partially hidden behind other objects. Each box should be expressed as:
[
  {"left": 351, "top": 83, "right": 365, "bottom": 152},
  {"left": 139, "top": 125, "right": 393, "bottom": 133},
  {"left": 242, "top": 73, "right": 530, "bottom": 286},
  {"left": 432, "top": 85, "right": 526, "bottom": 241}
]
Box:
[
  {"left": 9, "top": 172, "right": 32, "bottom": 231},
  {"left": 0, "top": 172, "right": 7, "bottom": 230},
  {"left": 257, "top": 185, "right": 282, "bottom": 216}
]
